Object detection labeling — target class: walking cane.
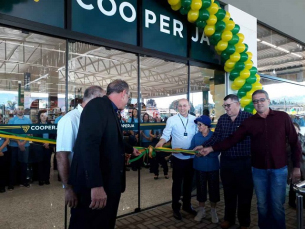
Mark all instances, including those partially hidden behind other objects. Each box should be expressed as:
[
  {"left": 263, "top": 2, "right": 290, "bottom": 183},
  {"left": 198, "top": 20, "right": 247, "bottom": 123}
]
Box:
[{"left": 293, "top": 180, "right": 305, "bottom": 229}]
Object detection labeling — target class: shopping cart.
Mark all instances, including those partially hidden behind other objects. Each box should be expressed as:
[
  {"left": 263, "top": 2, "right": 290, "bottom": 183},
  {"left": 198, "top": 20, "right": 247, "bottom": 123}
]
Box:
[{"left": 293, "top": 181, "right": 305, "bottom": 229}]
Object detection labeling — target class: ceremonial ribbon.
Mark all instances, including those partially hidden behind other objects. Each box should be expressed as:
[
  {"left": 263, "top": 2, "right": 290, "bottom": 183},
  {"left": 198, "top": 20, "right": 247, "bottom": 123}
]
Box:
[{"left": 0, "top": 130, "right": 56, "bottom": 144}]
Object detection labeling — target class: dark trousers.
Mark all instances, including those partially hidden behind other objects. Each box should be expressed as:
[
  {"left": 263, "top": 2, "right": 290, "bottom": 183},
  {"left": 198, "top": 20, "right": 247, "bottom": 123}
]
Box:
[
  {"left": 9, "top": 147, "right": 28, "bottom": 186},
  {"left": 69, "top": 188, "right": 121, "bottom": 229},
  {"left": 0, "top": 151, "right": 9, "bottom": 188},
  {"left": 38, "top": 148, "right": 52, "bottom": 182},
  {"left": 220, "top": 156, "right": 253, "bottom": 227},
  {"left": 196, "top": 170, "right": 220, "bottom": 203},
  {"left": 151, "top": 152, "right": 169, "bottom": 176},
  {"left": 171, "top": 156, "right": 194, "bottom": 211}
]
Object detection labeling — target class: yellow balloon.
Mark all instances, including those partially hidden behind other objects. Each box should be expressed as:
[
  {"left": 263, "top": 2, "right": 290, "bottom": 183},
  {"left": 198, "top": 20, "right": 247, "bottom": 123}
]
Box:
[
  {"left": 191, "top": 0, "right": 202, "bottom": 10},
  {"left": 239, "top": 69, "right": 250, "bottom": 79},
  {"left": 207, "top": 3, "right": 219, "bottom": 15},
  {"left": 224, "top": 20, "right": 235, "bottom": 31},
  {"left": 204, "top": 25, "right": 216, "bottom": 37},
  {"left": 224, "top": 66, "right": 233, "bottom": 72},
  {"left": 216, "top": 49, "right": 222, "bottom": 55},
  {"left": 237, "top": 33, "right": 245, "bottom": 44},
  {"left": 217, "top": 40, "right": 228, "bottom": 51},
  {"left": 187, "top": 10, "right": 199, "bottom": 23},
  {"left": 240, "top": 97, "right": 252, "bottom": 107},
  {"left": 221, "top": 30, "right": 233, "bottom": 42},
  {"left": 171, "top": 2, "right": 181, "bottom": 11},
  {"left": 223, "top": 11, "right": 231, "bottom": 22},
  {"left": 206, "top": 14, "right": 217, "bottom": 25},
  {"left": 244, "top": 60, "right": 253, "bottom": 70},
  {"left": 225, "top": 59, "right": 236, "bottom": 69},
  {"left": 246, "top": 51, "right": 253, "bottom": 60},
  {"left": 168, "top": 0, "right": 180, "bottom": 6},
  {"left": 235, "top": 43, "right": 246, "bottom": 53},
  {"left": 252, "top": 82, "right": 263, "bottom": 90},
  {"left": 255, "top": 74, "right": 261, "bottom": 83},
  {"left": 231, "top": 83, "right": 239, "bottom": 91},
  {"left": 252, "top": 109, "right": 257, "bottom": 114},
  {"left": 233, "top": 77, "right": 246, "bottom": 88},
  {"left": 230, "top": 52, "right": 241, "bottom": 62},
  {"left": 246, "top": 89, "right": 256, "bottom": 99}
]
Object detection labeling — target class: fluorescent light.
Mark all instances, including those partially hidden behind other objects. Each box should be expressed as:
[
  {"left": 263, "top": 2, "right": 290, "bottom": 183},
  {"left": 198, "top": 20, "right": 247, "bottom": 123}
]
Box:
[
  {"left": 276, "top": 47, "right": 290, "bottom": 53},
  {"left": 24, "top": 73, "right": 48, "bottom": 86},
  {"left": 261, "top": 41, "right": 277, "bottom": 48},
  {"left": 291, "top": 53, "right": 303, "bottom": 58},
  {"left": 257, "top": 38, "right": 261, "bottom": 42}
]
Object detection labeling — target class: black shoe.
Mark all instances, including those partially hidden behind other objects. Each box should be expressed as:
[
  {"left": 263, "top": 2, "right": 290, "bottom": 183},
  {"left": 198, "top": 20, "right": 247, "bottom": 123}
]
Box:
[
  {"left": 8, "top": 186, "right": 14, "bottom": 191},
  {"left": 173, "top": 210, "right": 182, "bottom": 220},
  {"left": 39, "top": 181, "right": 44, "bottom": 186},
  {"left": 182, "top": 206, "right": 197, "bottom": 215},
  {"left": 154, "top": 175, "right": 158, "bottom": 180},
  {"left": 0, "top": 187, "right": 5, "bottom": 193},
  {"left": 22, "top": 183, "right": 30, "bottom": 188},
  {"left": 45, "top": 180, "right": 50, "bottom": 185}
]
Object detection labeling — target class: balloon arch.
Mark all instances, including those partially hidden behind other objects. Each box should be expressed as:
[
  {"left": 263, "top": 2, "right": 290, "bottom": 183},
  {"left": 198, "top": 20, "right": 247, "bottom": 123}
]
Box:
[{"left": 167, "top": 0, "right": 263, "bottom": 114}]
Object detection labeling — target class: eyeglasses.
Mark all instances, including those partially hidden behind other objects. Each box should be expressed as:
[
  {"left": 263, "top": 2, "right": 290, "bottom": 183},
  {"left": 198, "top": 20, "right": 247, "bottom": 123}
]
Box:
[
  {"left": 252, "top": 98, "right": 267, "bottom": 104},
  {"left": 197, "top": 123, "right": 202, "bottom": 127},
  {"left": 222, "top": 102, "right": 237, "bottom": 109}
]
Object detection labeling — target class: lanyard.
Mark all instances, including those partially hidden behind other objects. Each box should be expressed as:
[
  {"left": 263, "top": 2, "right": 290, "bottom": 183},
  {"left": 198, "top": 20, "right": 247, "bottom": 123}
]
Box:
[{"left": 178, "top": 114, "right": 188, "bottom": 134}]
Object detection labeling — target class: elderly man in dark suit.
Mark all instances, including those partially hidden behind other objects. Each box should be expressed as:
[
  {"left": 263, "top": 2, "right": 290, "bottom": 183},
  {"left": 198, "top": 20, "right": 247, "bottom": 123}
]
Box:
[{"left": 68, "top": 79, "right": 140, "bottom": 229}]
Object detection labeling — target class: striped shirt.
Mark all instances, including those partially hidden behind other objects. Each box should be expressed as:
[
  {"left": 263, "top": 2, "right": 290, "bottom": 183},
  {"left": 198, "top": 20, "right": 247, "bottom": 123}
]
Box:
[{"left": 203, "top": 110, "right": 252, "bottom": 157}]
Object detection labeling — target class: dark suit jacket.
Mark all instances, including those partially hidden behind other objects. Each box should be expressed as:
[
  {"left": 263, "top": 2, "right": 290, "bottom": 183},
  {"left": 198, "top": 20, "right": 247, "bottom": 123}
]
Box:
[{"left": 69, "top": 96, "right": 133, "bottom": 194}]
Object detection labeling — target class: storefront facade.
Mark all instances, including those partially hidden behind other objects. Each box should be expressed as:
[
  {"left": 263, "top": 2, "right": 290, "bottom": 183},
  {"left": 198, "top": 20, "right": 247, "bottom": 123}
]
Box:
[{"left": 0, "top": 1, "right": 304, "bottom": 228}]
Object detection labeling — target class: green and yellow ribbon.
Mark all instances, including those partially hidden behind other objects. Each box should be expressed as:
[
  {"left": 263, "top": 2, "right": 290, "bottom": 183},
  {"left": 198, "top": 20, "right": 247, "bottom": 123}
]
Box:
[{"left": 0, "top": 130, "right": 56, "bottom": 144}]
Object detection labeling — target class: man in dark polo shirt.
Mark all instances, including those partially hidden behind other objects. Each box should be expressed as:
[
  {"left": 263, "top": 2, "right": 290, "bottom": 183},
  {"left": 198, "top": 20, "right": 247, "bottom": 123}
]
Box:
[
  {"left": 194, "top": 94, "right": 253, "bottom": 229},
  {"left": 201, "top": 90, "right": 301, "bottom": 229}
]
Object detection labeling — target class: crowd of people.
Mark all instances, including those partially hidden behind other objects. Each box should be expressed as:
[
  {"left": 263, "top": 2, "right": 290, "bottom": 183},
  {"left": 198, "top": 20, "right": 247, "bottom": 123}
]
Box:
[{"left": 0, "top": 83, "right": 304, "bottom": 229}]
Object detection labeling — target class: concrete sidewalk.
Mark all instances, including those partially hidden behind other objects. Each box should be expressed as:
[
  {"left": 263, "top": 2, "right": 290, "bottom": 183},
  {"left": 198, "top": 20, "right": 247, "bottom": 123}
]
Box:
[{"left": 116, "top": 189, "right": 302, "bottom": 229}]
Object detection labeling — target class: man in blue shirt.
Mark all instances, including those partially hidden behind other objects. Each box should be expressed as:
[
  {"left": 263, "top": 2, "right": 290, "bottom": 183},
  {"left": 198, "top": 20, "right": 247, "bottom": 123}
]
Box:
[
  {"left": 8, "top": 106, "right": 32, "bottom": 190},
  {"left": 195, "top": 94, "right": 253, "bottom": 229},
  {"left": 156, "top": 99, "right": 197, "bottom": 220}
]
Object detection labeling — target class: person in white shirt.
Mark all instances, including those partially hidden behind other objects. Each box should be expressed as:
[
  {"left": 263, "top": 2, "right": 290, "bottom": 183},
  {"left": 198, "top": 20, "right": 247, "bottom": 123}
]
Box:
[
  {"left": 155, "top": 99, "right": 197, "bottom": 220},
  {"left": 56, "top": 86, "right": 105, "bottom": 208}
]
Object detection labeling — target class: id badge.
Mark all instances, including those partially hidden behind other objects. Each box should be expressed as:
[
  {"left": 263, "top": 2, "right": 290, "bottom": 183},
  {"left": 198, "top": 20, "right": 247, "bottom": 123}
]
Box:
[{"left": 184, "top": 132, "right": 188, "bottom": 138}]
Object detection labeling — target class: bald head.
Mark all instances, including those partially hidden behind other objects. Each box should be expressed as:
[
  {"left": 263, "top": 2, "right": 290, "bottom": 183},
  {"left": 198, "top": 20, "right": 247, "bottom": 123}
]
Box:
[{"left": 178, "top": 99, "right": 190, "bottom": 117}]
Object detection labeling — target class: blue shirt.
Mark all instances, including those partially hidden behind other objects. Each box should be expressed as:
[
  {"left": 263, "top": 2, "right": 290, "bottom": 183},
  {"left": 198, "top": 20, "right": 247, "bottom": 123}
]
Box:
[
  {"left": 142, "top": 129, "right": 152, "bottom": 143},
  {"left": 0, "top": 138, "right": 8, "bottom": 152},
  {"left": 292, "top": 117, "right": 305, "bottom": 127},
  {"left": 54, "top": 115, "right": 63, "bottom": 124},
  {"left": 161, "top": 114, "right": 197, "bottom": 160},
  {"left": 203, "top": 110, "right": 252, "bottom": 157},
  {"left": 8, "top": 116, "right": 32, "bottom": 147},
  {"left": 189, "top": 131, "right": 220, "bottom": 172}
]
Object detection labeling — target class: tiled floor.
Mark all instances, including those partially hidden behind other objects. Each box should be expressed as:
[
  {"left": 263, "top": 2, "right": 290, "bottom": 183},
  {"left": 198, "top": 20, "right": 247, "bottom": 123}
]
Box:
[{"left": 116, "top": 190, "right": 303, "bottom": 229}]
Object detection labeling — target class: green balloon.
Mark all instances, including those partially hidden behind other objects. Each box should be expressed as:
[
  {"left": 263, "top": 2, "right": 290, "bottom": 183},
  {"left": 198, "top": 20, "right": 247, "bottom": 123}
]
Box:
[
  {"left": 242, "top": 83, "right": 252, "bottom": 92},
  {"left": 244, "top": 106, "right": 253, "bottom": 113},
  {"left": 221, "top": 51, "right": 230, "bottom": 61},
  {"left": 209, "top": 37, "right": 218, "bottom": 46},
  {"left": 181, "top": 0, "right": 192, "bottom": 8},
  {"left": 239, "top": 53, "right": 248, "bottom": 62},
  {"left": 214, "top": 1, "right": 220, "bottom": 7},
  {"left": 180, "top": 6, "right": 190, "bottom": 15},
  {"left": 235, "top": 62, "right": 246, "bottom": 71},
  {"left": 244, "top": 44, "right": 249, "bottom": 52},
  {"left": 215, "top": 21, "right": 226, "bottom": 32},
  {"left": 229, "top": 73, "right": 238, "bottom": 81},
  {"left": 202, "top": 0, "right": 212, "bottom": 8},
  {"left": 215, "top": 9, "right": 226, "bottom": 21},
  {"left": 230, "top": 69, "right": 240, "bottom": 78},
  {"left": 196, "top": 20, "right": 206, "bottom": 29},
  {"left": 249, "top": 66, "right": 258, "bottom": 75},
  {"left": 237, "top": 89, "right": 247, "bottom": 98},
  {"left": 198, "top": 9, "right": 210, "bottom": 21},
  {"left": 224, "top": 44, "right": 236, "bottom": 55},
  {"left": 211, "top": 31, "right": 222, "bottom": 43},
  {"left": 228, "top": 34, "right": 239, "bottom": 45},
  {"left": 231, "top": 24, "right": 240, "bottom": 35},
  {"left": 246, "top": 75, "right": 257, "bottom": 84}
]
